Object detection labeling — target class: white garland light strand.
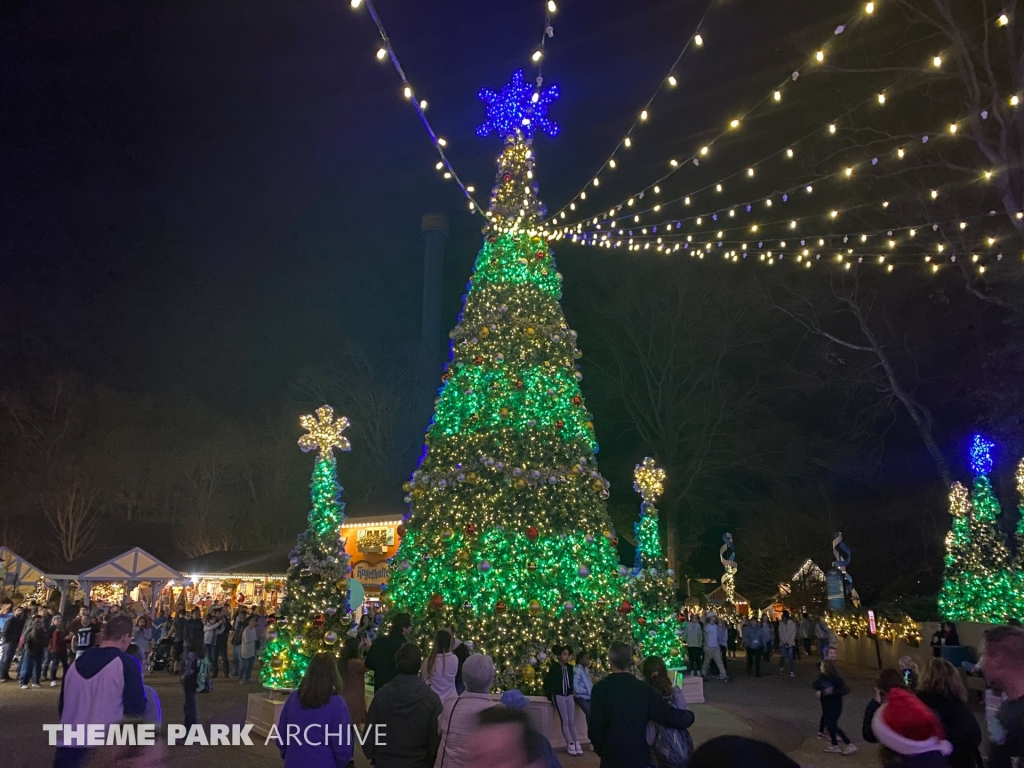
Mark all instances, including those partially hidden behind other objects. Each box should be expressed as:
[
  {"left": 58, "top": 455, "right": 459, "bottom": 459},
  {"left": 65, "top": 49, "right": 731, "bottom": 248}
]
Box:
[
  {"left": 551, "top": 1, "right": 882, "bottom": 223},
  {"left": 352, "top": 1, "right": 558, "bottom": 217}
]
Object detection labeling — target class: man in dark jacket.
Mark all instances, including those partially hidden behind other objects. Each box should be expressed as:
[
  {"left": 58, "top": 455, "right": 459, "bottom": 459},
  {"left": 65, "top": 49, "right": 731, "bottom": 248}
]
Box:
[
  {"left": 365, "top": 612, "right": 412, "bottom": 692},
  {"left": 0, "top": 606, "right": 27, "bottom": 681},
  {"left": 588, "top": 641, "right": 695, "bottom": 768},
  {"left": 363, "top": 642, "right": 443, "bottom": 768},
  {"left": 984, "top": 625, "right": 1024, "bottom": 768}
]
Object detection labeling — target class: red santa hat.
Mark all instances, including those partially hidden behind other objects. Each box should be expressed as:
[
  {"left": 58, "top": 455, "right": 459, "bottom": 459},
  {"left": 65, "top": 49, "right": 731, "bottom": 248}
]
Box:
[{"left": 871, "top": 689, "right": 953, "bottom": 756}]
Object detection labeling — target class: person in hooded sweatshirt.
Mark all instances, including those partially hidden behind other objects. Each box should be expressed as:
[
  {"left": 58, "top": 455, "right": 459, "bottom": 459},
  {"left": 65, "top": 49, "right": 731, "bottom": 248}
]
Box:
[
  {"left": 364, "top": 642, "right": 443, "bottom": 768},
  {"left": 916, "top": 658, "right": 981, "bottom": 768},
  {"left": 54, "top": 614, "right": 146, "bottom": 768},
  {"left": 871, "top": 687, "right": 953, "bottom": 768}
]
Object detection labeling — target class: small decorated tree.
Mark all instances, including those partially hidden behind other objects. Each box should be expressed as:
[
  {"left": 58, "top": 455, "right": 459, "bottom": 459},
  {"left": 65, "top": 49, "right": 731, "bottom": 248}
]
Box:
[
  {"left": 261, "top": 406, "right": 353, "bottom": 689},
  {"left": 938, "top": 434, "right": 1017, "bottom": 622},
  {"left": 628, "top": 458, "right": 684, "bottom": 663}
]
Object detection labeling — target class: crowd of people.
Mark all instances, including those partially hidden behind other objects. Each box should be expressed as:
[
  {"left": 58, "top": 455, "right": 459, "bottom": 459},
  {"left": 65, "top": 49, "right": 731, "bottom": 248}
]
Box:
[
  {"left": 680, "top": 610, "right": 838, "bottom": 682},
  {"left": 2, "top": 594, "right": 1023, "bottom": 768}
]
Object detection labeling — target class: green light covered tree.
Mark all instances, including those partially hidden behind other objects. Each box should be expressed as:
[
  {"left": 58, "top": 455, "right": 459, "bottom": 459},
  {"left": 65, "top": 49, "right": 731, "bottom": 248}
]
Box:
[
  {"left": 261, "top": 406, "right": 353, "bottom": 689},
  {"left": 387, "top": 71, "right": 630, "bottom": 692},
  {"left": 628, "top": 458, "right": 684, "bottom": 664},
  {"left": 938, "top": 434, "right": 1021, "bottom": 622}
]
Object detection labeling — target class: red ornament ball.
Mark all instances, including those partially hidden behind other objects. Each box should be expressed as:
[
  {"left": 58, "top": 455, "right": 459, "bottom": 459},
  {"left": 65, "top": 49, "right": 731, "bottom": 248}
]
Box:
[
  {"left": 313, "top": 614, "right": 326, "bottom": 628},
  {"left": 525, "top": 526, "right": 540, "bottom": 542},
  {"left": 555, "top": 420, "right": 564, "bottom": 429},
  {"left": 495, "top": 600, "right": 507, "bottom": 614},
  {"left": 397, "top": 524, "right": 406, "bottom": 538},
  {"left": 428, "top": 594, "right": 444, "bottom": 611},
  {"left": 572, "top": 396, "right": 582, "bottom": 405},
  {"left": 473, "top": 356, "right": 483, "bottom": 365},
  {"left": 617, "top": 600, "right": 633, "bottom": 616},
  {"left": 535, "top": 251, "right": 545, "bottom": 260},
  {"left": 502, "top": 172, "right": 513, "bottom": 183},
  {"left": 464, "top": 523, "right": 477, "bottom": 536},
  {"left": 267, "top": 615, "right": 277, "bottom": 625},
  {"left": 637, "top": 616, "right": 647, "bottom": 626}
]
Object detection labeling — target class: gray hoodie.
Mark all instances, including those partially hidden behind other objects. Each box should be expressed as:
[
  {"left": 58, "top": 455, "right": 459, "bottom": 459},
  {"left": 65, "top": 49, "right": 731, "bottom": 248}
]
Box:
[{"left": 364, "top": 673, "right": 443, "bottom": 768}]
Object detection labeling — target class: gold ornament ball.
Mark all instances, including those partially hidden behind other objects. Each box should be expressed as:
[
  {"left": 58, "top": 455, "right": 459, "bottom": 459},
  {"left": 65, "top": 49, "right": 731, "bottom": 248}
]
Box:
[
  {"left": 324, "top": 631, "right": 338, "bottom": 645},
  {"left": 335, "top": 579, "right": 348, "bottom": 591},
  {"left": 412, "top": 488, "right": 425, "bottom": 499},
  {"left": 499, "top": 407, "right": 510, "bottom": 418},
  {"left": 479, "top": 327, "right": 490, "bottom": 338},
  {"left": 591, "top": 479, "right": 604, "bottom": 491},
  {"left": 441, "top": 528, "right": 455, "bottom": 541},
  {"left": 528, "top": 599, "right": 542, "bottom": 616},
  {"left": 522, "top": 664, "right": 536, "bottom": 682},
  {"left": 527, "top": 561, "right": 537, "bottom": 572},
  {"left": 525, "top": 327, "right": 536, "bottom": 337},
  {"left": 466, "top": 471, "right": 478, "bottom": 483},
  {"left": 270, "top": 657, "right": 283, "bottom": 670},
  {"left": 515, "top": 478, "right": 527, "bottom": 490},
  {"left": 402, "top": 482, "right": 412, "bottom": 492}
]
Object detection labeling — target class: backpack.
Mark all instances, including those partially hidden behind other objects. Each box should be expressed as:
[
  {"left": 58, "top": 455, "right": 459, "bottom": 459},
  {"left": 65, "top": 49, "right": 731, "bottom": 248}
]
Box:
[
  {"left": 196, "top": 656, "right": 213, "bottom": 693},
  {"left": 652, "top": 721, "right": 694, "bottom": 768}
]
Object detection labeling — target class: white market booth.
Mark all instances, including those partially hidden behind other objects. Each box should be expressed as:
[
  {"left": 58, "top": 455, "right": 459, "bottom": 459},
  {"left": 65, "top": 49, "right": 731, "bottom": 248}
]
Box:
[
  {"left": 48, "top": 547, "right": 183, "bottom": 615},
  {"left": 0, "top": 546, "right": 51, "bottom": 600}
]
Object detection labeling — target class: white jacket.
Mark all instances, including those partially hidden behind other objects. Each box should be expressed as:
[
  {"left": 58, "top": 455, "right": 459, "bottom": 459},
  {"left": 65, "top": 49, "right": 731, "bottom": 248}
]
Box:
[
  {"left": 684, "top": 620, "right": 703, "bottom": 648},
  {"left": 421, "top": 652, "right": 459, "bottom": 702},
  {"left": 703, "top": 622, "right": 720, "bottom": 648},
  {"left": 434, "top": 692, "right": 497, "bottom": 768},
  {"left": 778, "top": 619, "right": 797, "bottom": 646}
]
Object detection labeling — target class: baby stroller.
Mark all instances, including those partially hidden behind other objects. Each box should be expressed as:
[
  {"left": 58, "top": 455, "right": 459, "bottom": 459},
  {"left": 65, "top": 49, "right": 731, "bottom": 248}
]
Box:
[{"left": 148, "top": 638, "right": 172, "bottom": 673}]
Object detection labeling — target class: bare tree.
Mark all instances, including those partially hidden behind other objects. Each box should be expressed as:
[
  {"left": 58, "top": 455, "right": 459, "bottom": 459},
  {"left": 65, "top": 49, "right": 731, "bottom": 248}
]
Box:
[
  {"left": 289, "top": 346, "right": 416, "bottom": 503},
  {"left": 765, "top": 274, "right": 953, "bottom": 486},
  {"left": 44, "top": 469, "right": 102, "bottom": 563},
  {"left": 580, "top": 261, "right": 805, "bottom": 574}
]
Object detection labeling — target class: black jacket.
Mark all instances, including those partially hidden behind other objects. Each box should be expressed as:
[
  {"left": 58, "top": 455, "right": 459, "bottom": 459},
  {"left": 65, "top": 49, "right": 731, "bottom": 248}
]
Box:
[
  {"left": 917, "top": 691, "right": 981, "bottom": 768},
  {"left": 882, "top": 751, "right": 952, "bottom": 768},
  {"left": 863, "top": 699, "right": 882, "bottom": 742},
  {"left": 2, "top": 614, "right": 26, "bottom": 643},
  {"left": 588, "top": 672, "right": 695, "bottom": 768},
  {"left": 366, "top": 633, "right": 406, "bottom": 692},
  {"left": 543, "top": 662, "right": 574, "bottom": 701},
  {"left": 363, "top": 674, "right": 443, "bottom": 768}
]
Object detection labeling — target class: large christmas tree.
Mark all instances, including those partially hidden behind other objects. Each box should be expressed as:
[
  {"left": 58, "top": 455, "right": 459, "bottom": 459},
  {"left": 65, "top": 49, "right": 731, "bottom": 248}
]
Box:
[
  {"left": 388, "top": 71, "right": 631, "bottom": 691},
  {"left": 938, "top": 434, "right": 1018, "bottom": 622},
  {"left": 627, "top": 458, "right": 684, "bottom": 663},
  {"left": 261, "top": 405, "right": 353, "bottom": 689}
]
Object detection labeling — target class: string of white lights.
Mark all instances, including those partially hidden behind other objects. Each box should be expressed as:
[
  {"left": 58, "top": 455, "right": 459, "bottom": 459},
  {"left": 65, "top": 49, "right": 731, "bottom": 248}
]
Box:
[
  {"left": 563, "top": 112, "right": 999, "bottom": 240},
  {"left": 351, "top": 0, "right": 559, "bottom": 217},
  {"left": 551, "top": 1, "right": 882, "bottom": 223},
  {"left": 548, "top": 0, "right": 717, "bottom": 220}
]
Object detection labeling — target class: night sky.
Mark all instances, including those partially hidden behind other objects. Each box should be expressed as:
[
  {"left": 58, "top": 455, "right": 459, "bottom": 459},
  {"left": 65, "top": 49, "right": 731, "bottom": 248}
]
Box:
[{"left": 1, "top": 0, "right": 838, "bottom": 410}]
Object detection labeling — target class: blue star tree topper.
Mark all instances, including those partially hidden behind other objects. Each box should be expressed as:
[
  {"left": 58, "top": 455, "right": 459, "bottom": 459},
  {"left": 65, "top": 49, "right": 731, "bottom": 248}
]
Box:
[{"left": 477, "top": 70, "right": 560, "bottom": 140}]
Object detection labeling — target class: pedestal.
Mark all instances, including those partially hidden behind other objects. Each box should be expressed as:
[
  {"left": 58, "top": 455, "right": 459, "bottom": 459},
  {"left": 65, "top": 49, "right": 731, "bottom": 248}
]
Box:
[{"left": 246, "top": 689, "right": 291, "bottom": 737}]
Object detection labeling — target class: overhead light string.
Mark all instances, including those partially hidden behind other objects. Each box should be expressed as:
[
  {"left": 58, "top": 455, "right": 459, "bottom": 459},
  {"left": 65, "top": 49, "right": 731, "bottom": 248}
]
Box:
[
  {"left": 563, "top": 109, "right": 997, "bottom": 238},
  {"left": 354, "top": 0, "right": 486, "bottom": 215},
  {"left": 552, "top": 1, "right": 882, "bottom": 224},
  {"left": 548, "top": 0, "right": 717, "bottom": 221}
]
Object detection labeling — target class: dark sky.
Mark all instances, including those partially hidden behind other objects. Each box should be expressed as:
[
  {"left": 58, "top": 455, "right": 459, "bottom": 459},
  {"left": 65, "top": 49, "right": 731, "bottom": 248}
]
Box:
[{"left": 0, "top": 0, "right": 838, "bottom": 412}]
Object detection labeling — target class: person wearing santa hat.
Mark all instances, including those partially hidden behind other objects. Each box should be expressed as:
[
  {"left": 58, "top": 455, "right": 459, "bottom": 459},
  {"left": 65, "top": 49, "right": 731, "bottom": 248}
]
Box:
[{"left": 871, "top": 687, "right": 953, "bottom": 768}]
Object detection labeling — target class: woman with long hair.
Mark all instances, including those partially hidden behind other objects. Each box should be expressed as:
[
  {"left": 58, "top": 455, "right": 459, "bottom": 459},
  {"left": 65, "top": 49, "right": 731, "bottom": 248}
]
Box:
[
  {"left": 421, "top": 629, "right": 457, "bottom": 702},
  {"left": 278, "top": 653, "right": 353, "bottom": 768},
  {"left": 340, "top": 636, "right": 367, "bottom": 725},
  {"left": 179, "top": 626, "right": 208, "bottom": 728},
  {"left": 642, "top": 656, "right": 693, "bottom": 768},
  {"left": 917, "top": 658, "right": 981, "bottom": 768}
]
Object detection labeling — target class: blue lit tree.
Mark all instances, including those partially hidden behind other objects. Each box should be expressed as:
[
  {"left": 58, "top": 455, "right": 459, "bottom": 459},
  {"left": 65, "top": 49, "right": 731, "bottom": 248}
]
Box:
[{"left": 938, "top": 434, "right": 1019, "bottom": 622}]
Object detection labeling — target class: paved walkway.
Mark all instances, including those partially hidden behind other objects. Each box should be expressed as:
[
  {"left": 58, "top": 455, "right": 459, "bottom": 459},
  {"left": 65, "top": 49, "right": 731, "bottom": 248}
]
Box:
[{"left": 0, "top": 652, "right": 943, "bottom": 768}]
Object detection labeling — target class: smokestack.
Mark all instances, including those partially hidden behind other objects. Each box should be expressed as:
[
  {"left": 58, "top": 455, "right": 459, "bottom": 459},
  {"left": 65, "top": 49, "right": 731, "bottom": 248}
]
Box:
[{"left": 418, "top": 214, "right": 449, "bottom": 420}]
